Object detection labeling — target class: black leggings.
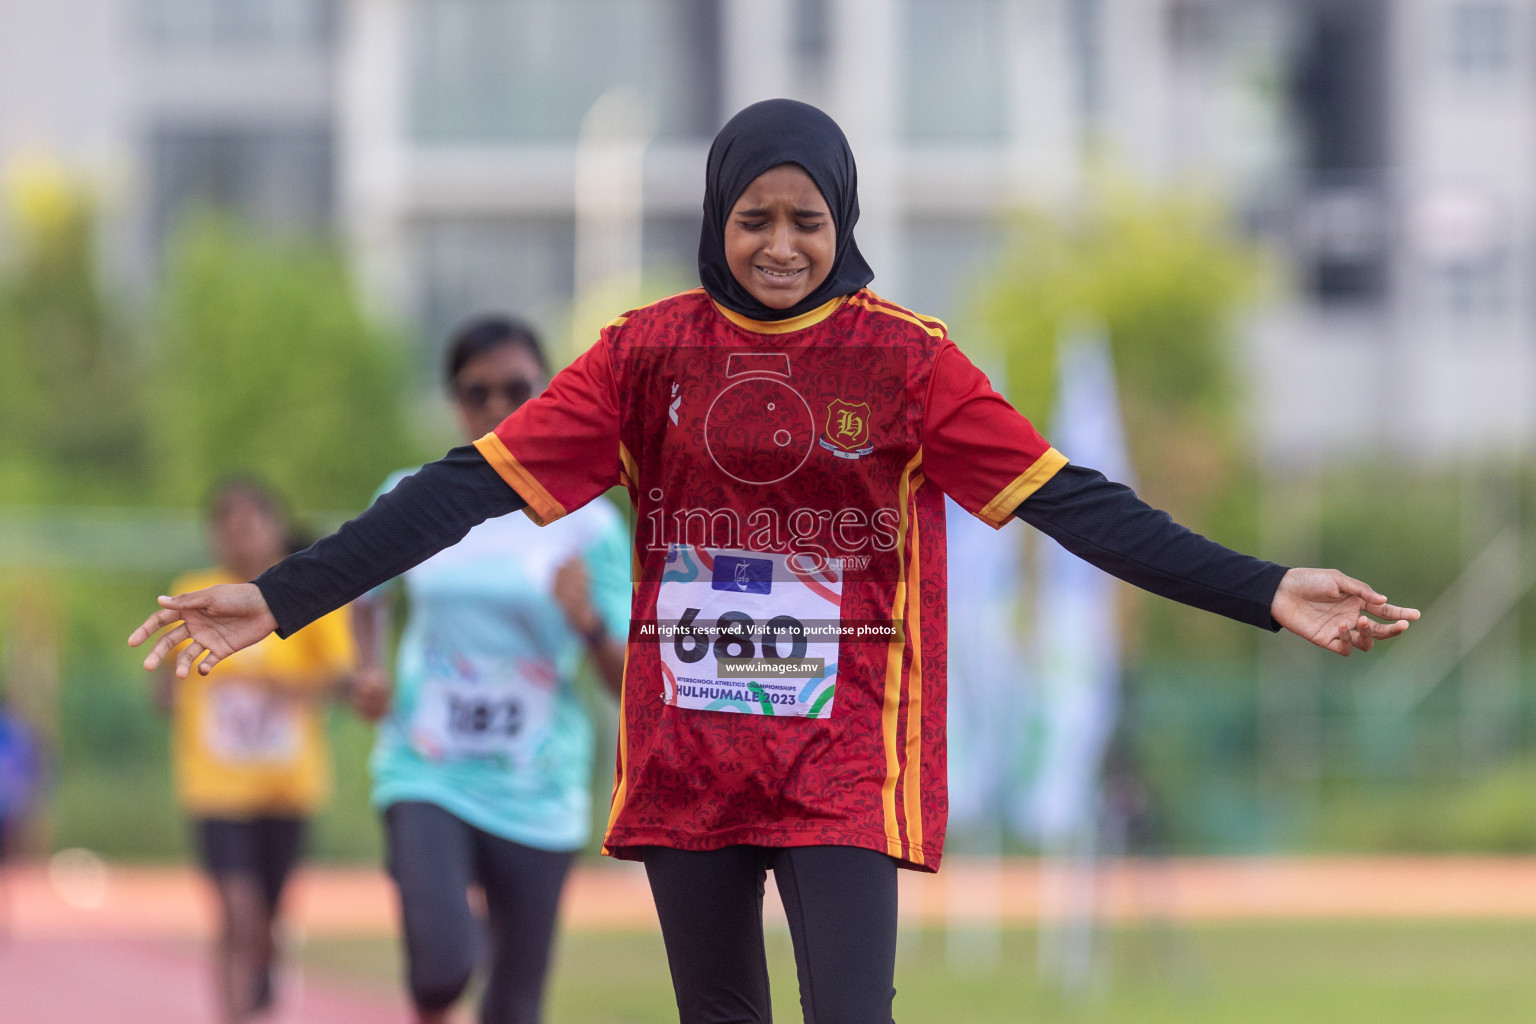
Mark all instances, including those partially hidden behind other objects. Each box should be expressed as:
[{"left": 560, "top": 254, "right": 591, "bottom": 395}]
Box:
[
  {"left": 194, "top": 816, "right": 307, "bottom": 912},
  {"left": 384, "top": 801, "right": 575, "bottom": 1024},
  {"left": 642, "top": 845, "right": 899, "bottom": 1024}
]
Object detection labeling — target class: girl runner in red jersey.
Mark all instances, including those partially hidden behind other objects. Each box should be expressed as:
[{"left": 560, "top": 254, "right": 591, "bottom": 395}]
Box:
[{"left": 133, "top": 100, "right": 1419, "bottom": 1024}]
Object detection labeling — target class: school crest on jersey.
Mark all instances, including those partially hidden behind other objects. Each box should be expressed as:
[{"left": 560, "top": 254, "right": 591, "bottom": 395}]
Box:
[{"left": 819, "top": 399, "right": 874, "bottom": 460}]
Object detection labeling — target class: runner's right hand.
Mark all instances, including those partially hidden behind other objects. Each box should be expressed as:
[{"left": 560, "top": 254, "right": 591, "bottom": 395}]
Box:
[
  {"left": 553, "top": 556, "right": 600, "bottom": 636},
  {"left": 349, "top": 665, "right": 393, "bottom": 721},
  {"left": 128, "top": 583, "right": 278, "bottom": 678}
]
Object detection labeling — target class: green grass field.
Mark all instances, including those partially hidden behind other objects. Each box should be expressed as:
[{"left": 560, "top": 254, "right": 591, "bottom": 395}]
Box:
[{"left": 298, "top": 920, "right": 1536, "bottom": 1023}]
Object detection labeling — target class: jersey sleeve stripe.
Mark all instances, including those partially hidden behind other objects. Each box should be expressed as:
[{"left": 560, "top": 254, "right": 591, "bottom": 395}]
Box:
[
  {"left": 847, "top": 294, "right": 946, "bottom": 338},
  {"left": 473, "top": 431, "right": 569, "bottom": 526},
  {"left": 881, "top": 582, "right": 909, "bottom": 860},
  {"left": 618, "top": 441, "right": 639, "bottom": 491},
  {"left": 901, "top": 510, "right": 926, "bottom": 865},
  {"left": 881, "top": 450, "right": 922, "bottom": 858},
  {"left": 859, "top": 290, "right": 950, "bottom": 335},
  {"left": 604, "top": 288, "right": 707, "bottom": 333},
  {"left": 977, "top": 447, "right": 1069, "bottom": 527},
  {"left": 600, "top": 643, "right": 633, "bottom": 855}
]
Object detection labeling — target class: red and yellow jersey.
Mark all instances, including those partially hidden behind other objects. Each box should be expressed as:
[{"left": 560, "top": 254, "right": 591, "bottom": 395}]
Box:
[
  {"left": 170, "top": 568, "right": 355, "bottom": 818},
  {"left": 476, "top": 288, "right": 1065, "bottom": 870}
]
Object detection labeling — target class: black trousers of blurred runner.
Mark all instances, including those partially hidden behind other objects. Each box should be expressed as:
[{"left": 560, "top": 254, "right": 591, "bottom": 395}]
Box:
[
  {"left": 384, "top": 801, "right": 575, "bottom": 1024},
  {"left": 194, "top": 816, "right": 308, "bottom": 1011},
  {"left": 642, "top": 845, "right": 899, "bottom": 1024},
  {"left": 195, "top": 816, "right": 307, "bottom": 913}
]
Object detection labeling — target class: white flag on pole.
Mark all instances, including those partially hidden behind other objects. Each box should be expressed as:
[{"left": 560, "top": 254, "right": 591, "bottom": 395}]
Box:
[{"left": 1015, "top": 323, "right": 1132, "bottom": 845}]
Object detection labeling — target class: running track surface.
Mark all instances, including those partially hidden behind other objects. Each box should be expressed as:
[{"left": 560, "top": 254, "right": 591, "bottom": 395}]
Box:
[
  {"left": 15, "top": 857, "right": 1536, "bottom": 939},
  {"left": 0, "top": 936, "right": 397, "bottom": 1024},
  {"left": 10, "top": 857, "right": 1536, "bottom": 1022}
]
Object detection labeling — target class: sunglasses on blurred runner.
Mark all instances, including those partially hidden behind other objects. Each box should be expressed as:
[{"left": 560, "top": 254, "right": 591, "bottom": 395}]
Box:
[{"left": 455, "top": 379, "right": 535, "bottom": 408}]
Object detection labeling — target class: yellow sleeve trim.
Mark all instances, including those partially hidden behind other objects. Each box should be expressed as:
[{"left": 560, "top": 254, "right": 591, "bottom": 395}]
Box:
[
  {"left": 978, "top": 447, "right": 1069, "bottom": 527},
  {"left": 473, "top": 432, "right": 568, "bottom": 526}
]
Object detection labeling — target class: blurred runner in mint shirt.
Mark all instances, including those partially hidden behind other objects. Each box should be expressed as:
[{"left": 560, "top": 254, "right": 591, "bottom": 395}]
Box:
[
  {"left": 364, "top": 462, "right": 627, "bottom": 846},
  {"left": 350, "top": 316, "right": 628, "bottom": 1024}
]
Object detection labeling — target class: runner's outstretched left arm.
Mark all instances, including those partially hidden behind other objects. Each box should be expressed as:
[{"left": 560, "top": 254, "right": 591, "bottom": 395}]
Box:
[
  {"left": 1013, "top": 463, "right": 1418, "bottom": 655},
  {"left": 1013, "top": 463, "right": 1286, "bottom": 628}
]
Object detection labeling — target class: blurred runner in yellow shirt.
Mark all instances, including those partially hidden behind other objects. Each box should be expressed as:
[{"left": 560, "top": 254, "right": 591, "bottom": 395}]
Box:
[{"left": 162, "top": 478, "right": 354, "bottom": 1024}]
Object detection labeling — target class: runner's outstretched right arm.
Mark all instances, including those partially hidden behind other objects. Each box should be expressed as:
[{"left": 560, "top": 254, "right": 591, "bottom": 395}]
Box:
[
  {"left": 256, "top": 445, "right": 523, "bottom": 636},
  {"left": 131, "top": 445, "right": 523, "bottom": 675}
]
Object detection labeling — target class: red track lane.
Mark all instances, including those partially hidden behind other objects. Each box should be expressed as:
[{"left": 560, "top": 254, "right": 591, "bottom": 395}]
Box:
[
  {"left": 0, "top": 936, "right": 398, "bottom": 1024},
  {"left": 10, "top": 856, "right": 1536, "bottom": 1022},
  {"left": 14, "top": 857, "right": 1536, "bottom": 942}
]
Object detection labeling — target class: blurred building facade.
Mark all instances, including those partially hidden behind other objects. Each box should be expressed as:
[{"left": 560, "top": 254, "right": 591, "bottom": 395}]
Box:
[
  {"left": 0, "top": 0, "right": 338, "bottom": 290},
  {"left": 2, "top": 0, "right": 1534, "bottom": 465},
  {"left": 336, "top": 0, "right": 1283, "bottom": 362},
  {"left": 1270, "top": 0, "right": 1536, "bottom": 465}
]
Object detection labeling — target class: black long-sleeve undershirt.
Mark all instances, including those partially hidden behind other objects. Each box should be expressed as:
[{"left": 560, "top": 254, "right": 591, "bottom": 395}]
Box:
[
  {"left": 255, "top": 448, "right": 1287, "bottom": 638},
  {"left": 1013, "top": 464, "right": 1286, "bottom": 631},
  {"left": 256, "top": 445, "right": 525, "bottom": 637}
]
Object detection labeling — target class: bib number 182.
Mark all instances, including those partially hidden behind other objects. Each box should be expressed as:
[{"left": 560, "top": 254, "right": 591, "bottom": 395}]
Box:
[{"left": 447, "top": 695, "right": 522, "bottom": 739}]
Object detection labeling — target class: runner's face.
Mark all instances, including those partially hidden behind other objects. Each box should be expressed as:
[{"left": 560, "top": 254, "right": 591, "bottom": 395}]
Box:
[
  {"left": 452, "top": 342, "right": 547, "bottom": 439},
  {"left": 210, "top": 494, "right": 286, "bottom": 577},
  {"left": 724, "top": 164, "right": 835, "bottom": 311}
]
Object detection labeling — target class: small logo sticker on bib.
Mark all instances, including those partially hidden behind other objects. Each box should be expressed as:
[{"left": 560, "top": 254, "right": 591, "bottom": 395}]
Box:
[{"left": 712, "top": 554, "right": 773, "bottom": 595}]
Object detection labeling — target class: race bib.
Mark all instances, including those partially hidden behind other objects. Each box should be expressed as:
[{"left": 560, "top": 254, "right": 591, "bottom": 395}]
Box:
[
  {"left": 204, "top": 682, "right": 301, "bottom": 763},
  {"left": 655, "top": 546, "right": 842, "bottom": 718},
  {"left": 408, "top": 652, "right": 556, "bottom": 763}
]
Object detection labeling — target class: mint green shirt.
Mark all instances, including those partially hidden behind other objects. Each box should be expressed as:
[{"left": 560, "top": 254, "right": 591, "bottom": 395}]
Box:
[{"left": 368, "top": 470, "right": 629, "bottom": 850}]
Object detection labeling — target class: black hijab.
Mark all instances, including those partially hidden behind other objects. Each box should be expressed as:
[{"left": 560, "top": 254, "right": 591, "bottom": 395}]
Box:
[{"left": 698, "top": 99, "right": 875, "bottom": 321}]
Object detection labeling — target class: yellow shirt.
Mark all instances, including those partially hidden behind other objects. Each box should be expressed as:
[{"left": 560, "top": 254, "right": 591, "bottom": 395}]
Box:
[{"left": 170, "top": 568, "right": 355, "bottom": 817}]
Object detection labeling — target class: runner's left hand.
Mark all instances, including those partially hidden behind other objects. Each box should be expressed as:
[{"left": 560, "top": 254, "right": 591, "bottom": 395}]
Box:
[{"left": 1270, "top": 568, "right": 1420, "bottom": 656}]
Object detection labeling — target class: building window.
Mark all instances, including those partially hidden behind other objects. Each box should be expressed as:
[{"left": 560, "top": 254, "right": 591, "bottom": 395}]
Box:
[
  {"left": 409, "top": 0, "right": 720, "bottom": 144},
  {"left": 792, "top": 0, "right": 832, "bottom": 94},
  {"left": 900, "top": 0, "right": 1011, "bottom": 143},
  {"left": 1296, "top": 180, "right": 1389, "bottom": 304},
  {"left": 148, "top": 122, "right": 333, "bottom": 247},
  {"left": 901, "top": 218, "right": 1005, "bottom": 321},
  {"left": 642, "top": 214, "right": 703, "bottom": 286},
  {"left": 141, "top": 0, "right": 334, "bottom": 52},
  {"left": 414, "top": 217, "right": 576, "bottom": 355},
  {"left": 1438, "top": 256, "right": 1506, "bottom": 320},
  {"left": 1449, "top": 1, "right": 1513, "bottom": 76},
  {"left": 1292, "top": 0, "right": 1389, "bottom": 177}
]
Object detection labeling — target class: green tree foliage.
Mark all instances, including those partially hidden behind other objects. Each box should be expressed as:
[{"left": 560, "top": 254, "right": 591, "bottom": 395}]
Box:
[
  {"left": 978, "top": 180, "right": 1269, "bottom": 651},
  {"left": 148, "top": 214, "right": 421, "bottom": 512},
  {"left": 980, "top": 181, "right": 1265, "bottom": 477},
  {"left": 0, "top": 171, "right": 145, "bottom": 503},
  {"left": 1, "top": 210, "right": 428, "bottom": 860}
]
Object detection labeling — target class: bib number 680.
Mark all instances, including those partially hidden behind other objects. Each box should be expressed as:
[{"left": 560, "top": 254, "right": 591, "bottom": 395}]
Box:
[{"left": 672, "top": 608, "right": 809, "bottom": 663}]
